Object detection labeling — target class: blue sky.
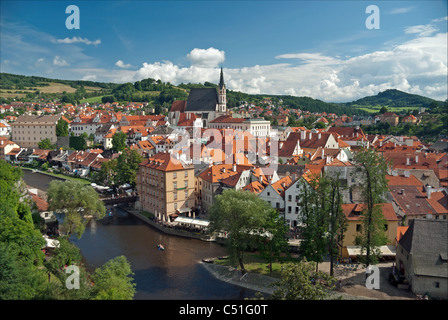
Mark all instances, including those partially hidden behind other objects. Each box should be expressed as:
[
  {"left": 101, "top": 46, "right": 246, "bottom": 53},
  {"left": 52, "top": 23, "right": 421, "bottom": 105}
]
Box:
[{"left": 1, "top": 1, "right": 447, "bottom": 102}]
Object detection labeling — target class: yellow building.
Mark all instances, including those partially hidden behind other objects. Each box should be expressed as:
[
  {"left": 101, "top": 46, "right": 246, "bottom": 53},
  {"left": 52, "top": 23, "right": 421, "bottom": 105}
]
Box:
[
  {"left": 340, "top": 203, "right": 400, "bottom": 259},
  {"left": 136, "top": 152, "right": 195, "bottom": 222}
]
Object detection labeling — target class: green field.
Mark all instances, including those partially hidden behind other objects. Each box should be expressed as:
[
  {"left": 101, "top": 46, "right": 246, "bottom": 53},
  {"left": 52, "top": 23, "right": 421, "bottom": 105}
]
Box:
[{"left": 353, "top": 105, "right": 419, "bottom": 114}]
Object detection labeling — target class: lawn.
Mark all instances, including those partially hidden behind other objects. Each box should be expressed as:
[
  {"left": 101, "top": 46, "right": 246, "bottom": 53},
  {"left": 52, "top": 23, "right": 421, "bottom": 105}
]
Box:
[{"left": 212, "top": 252, "right": 298, "bottom": 278}]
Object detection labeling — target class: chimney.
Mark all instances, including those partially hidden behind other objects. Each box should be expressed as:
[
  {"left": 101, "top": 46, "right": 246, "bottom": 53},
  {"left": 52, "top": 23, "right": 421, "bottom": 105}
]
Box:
[
  {"left": 318, "top": 133, "right": 321, "bottom": 139},
  {"left": 404, "top": 170, "right": 410, "bottom": 178},
  {"left": 415, "top": 155, "right": 419, "bottom": 164},
  {"left": 426, "top": 185, "right": 432, "bottom": 199},
  {"left": 321, "top": 148, "right": 325, "bottom": 159},
  {"left": 406, "top": 157, "right": 410, "bottom": 166},
  {"left": 233, "top": 164, "right": 236, "bottom": 172}
]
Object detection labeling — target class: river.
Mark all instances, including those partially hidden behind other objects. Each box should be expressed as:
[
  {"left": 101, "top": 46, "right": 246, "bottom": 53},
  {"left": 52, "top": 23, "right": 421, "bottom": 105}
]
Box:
[{"left": 22, "top": 169, "right": 256, "bottom": 300}]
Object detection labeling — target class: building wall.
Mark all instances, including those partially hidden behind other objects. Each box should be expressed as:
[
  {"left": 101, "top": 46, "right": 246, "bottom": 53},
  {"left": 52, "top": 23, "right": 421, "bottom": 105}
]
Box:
[
  {"left": 11, "top": 123, "right": 58, "bottom": 148},
  {"left": 137, "top": 165, "right": 195, "bottom": 220}
]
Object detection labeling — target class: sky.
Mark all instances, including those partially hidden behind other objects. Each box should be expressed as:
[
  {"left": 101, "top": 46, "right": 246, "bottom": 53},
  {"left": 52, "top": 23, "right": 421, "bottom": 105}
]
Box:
[{"left": 1, "top": 0, "right": 447, "bottom": 103}]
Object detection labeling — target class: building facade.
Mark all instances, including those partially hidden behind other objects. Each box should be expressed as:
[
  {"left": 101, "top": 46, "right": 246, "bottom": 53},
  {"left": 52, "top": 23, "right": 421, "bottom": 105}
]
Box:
[
  {"left": 136, "top": 152, "right": 195, "bottom": 221},
  {"left": 10, "top": 114, "right": 60, "bottom": 148}
]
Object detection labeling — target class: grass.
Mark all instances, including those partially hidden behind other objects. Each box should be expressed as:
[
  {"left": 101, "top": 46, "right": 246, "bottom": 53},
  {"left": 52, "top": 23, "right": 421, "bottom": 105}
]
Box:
[
  {"left": 80, "top": 96, "right": 105, "bottom": 104},
  {"left": 213, "top": 252, "right": 298, "bottom": 278},
  {"left": 26, "top": 167, "right": 92, "bottom": 185},
  {"left": 353, "top": 105, "right": 419, "bottom": 114}
]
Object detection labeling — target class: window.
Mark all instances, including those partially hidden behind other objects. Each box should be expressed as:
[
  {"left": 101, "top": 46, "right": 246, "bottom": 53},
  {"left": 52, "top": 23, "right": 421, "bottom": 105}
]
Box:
[
  {"left": 174, "top": 192, "right": 177, "bottom": 200},
  {"left": 173, "top": 172, "right": 177, "bottom": 179},
  {"left": 185, "top": 171, "right": 188, "bottom": 178},
  {"left": 384, "top": 224, "right": 388, "bottom": 231},
  {"left": 173, "top": 182, "right": 177, "bottom": 189},
  {"left": 288, "top": 206, "right": 292, "bottom": 213},
  {"left": 184, "top": 180, "right": 188, "bottom": 188},
  {"left": 288, "top": 195, "right": 292, "bottom": 201},
  {"left": 267, "top": 192, "right": 270, "bottom": 196},
  {"left": 435, "top": 282, "right": 440, "bottom": 288},
  {"left": 185, "top": 191, "right": 189, "bottom": 199},
  {"left": 356, "top": 224, "right": 361, "bottom": 232}
]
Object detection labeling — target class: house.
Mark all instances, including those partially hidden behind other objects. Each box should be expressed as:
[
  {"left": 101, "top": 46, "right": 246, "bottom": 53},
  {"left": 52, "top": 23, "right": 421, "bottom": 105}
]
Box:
[
  {"left": 341, "top": 203, "right": 400, "bottom": 259},
  {"left": 258, "top": 176, "right": 293, "bottom": 212},
  {"left": 136, "top": 152, "right": 195, "bottom": 222},
  {"left": 396, "top": 219, "right": 448, "bottom": 299},
  {"left": 378, "top": 112, "right": 399, "bottom": 126},
  {"left": 0, "top": 137, "right": 20, "bottom": 160},
  {"left": 386, "top": 174, "right": 447, "bottom": 223},
  {"left": 209, "top": 116, "right": 271, "bottom": 137},
  {"left": 197, "top": 163, "right": 254, "bottom": 212}
]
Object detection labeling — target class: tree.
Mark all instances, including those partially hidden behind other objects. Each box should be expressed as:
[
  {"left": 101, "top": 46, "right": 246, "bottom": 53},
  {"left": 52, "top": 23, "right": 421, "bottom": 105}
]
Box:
[
  {"left": 95, "top": 158, "right": 118, "bottom": 186},
  {"left": 325, "top": 174, "right": 346, "bottom": 276},
  {"left": 38, "top": 138, "right": 56, "bottom": 150},
  {"left": 91, "top": 255, "right": 136, "bottom": 300},
  {"left": 352, "top": 147, "right": 390, "bottom": 267},
  {"left": 47, "top": 180, "right": 106, "bottom": 238},
  {"left": 115, "top": 148, "right": 143, "bottom": 187},
  {"left": 209, "top": 189, "right": 273, "bottom": 274},
  {"left": 298, "top": 175, "right": 330, "bottom": 271},
  {"left": 111, "top": 131, "right": 127, "bottom": 152},
  {"left": 56, "top": 118, "right": 69, "bottom": 137},
  {"left": 270, "top": 260, "right": 336, "bottom": 300},
  {"left": 258, "top": 208, "right": 289, "bottom": 276}
]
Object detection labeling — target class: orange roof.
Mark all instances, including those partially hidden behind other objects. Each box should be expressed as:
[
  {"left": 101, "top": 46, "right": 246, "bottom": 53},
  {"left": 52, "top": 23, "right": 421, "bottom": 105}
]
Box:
[
  {"left": 198, "top": 163, "right": 253, "bottom": 183},
  {"left": 342, "top": 203, "right": 399, "bottom": 221},
  {"left": 140, "top": 152, "right": 187, "bottom": 172},
  {"left": 270, "top": 176, "right": 293, "bottom": 196},
  {"left": 396, "top": 226, "right": 409, "bottom": 242},
  {"left": 242, "top": 180, "right": 265, "bottom": 194}
]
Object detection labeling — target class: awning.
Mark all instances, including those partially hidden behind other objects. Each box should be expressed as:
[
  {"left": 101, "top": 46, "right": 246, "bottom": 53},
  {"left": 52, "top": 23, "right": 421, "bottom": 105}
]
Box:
[
  {"left": 43, "top": 236, "right": 60, "bottom": 249},
  {"left": 174, "top": 217, "right": 210, "bottom": 227},
  {"left": 346, "top": 245, "right": 396, "bottom": 257}
]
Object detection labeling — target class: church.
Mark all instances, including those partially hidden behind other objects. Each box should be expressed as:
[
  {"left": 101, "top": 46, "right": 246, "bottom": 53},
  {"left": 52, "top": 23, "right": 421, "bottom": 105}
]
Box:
[{"left": 168, "top": 67, "right": 227, "bottom": 128}]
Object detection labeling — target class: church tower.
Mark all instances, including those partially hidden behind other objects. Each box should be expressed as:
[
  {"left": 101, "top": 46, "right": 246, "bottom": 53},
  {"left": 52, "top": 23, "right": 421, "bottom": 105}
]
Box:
[{"left": 217, "top": 66, "right": 226, "bottom": 114}]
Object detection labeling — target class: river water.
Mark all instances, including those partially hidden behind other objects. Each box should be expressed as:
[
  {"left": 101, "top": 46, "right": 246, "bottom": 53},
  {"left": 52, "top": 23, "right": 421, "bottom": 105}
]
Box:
[{"left": 22, "top": 169, "right": 256, "bottom": 300}]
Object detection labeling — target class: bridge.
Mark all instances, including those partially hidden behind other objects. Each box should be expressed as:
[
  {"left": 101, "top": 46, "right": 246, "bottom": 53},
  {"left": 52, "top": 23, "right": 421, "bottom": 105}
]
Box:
[{"left": 101, "top": 196, "right": 138, "bottom": 205}]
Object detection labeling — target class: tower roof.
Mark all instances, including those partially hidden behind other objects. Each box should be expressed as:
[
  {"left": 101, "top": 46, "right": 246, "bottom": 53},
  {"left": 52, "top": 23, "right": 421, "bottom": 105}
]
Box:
[{"left": 219, "top": 66, "right": 225, "bottom": 89}]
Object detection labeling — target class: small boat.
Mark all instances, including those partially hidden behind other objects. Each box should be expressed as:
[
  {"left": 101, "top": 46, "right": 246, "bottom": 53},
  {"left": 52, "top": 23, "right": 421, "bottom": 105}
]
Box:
[
  {"left": 202, "top": 258, "right": 214, "bottom": 263},
  {"left": 157, "top": 244, "right": 165, "bottom": 251}
]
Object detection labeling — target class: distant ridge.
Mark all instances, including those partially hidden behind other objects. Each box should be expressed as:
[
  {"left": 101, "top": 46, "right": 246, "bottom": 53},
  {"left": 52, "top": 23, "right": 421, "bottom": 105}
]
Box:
[{"left": 0, "top": 73, "right": 444, "bottom": 115}]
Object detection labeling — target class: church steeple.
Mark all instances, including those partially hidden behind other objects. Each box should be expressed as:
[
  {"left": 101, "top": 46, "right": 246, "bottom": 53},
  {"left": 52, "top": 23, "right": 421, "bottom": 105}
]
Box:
[
  {"left": 217, "top": 66, "right": 226, "bottom": 114},
  {"left": 219, "top": 66, "right": 225, "bottom": 89}
]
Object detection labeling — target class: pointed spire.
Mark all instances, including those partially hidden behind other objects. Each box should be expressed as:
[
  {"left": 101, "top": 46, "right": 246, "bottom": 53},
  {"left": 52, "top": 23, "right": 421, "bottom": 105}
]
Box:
[{"left": 219, "top": 65, "right": 225, "bottom": 89}]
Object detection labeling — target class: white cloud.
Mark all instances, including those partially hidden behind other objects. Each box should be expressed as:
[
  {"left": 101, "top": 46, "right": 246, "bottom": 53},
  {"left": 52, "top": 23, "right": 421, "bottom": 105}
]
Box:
[
  {"left": 53, "top": 56, "right": 69, "bottom": 66},
  {"left": 72, "top": 28, "right": 446, "bottom": 103},
  {"left": 404, "top": 25, "right": 438, "bottom": 37},
  {"left": 115, "top": 60, "right": 132, "bottom": 69},
  {"left": 186, "top": 47, "right": 225, "bottom": 67},
  {"left": 53, "top": 36, "right": 101, "bottom": 46},
  {"left": 387, "top": 7, "right": 415, "bottom": 15}
]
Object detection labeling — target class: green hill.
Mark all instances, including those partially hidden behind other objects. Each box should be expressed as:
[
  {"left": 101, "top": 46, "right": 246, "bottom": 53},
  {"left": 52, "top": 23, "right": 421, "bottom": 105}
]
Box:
[{"left": 1, "top": 73, "right": 444, "bottom": 116}]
